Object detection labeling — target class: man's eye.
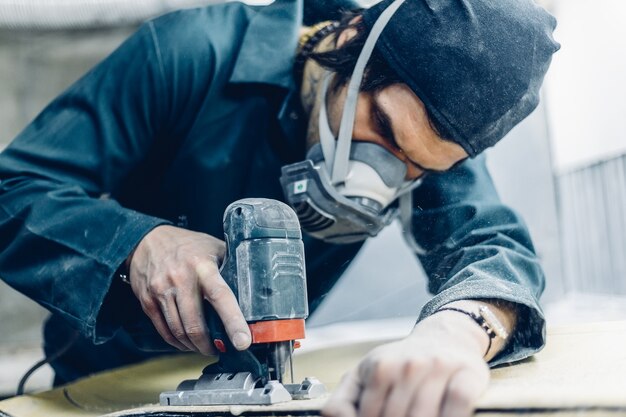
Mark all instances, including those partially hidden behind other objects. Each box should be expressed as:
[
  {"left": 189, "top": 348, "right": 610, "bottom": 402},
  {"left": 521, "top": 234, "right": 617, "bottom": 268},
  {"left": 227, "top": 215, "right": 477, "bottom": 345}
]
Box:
[
  {"left": 387, "top": 136, "right": 402, "bottom": 153},
  {"left": 374, "top": 112, "right": 401, "bottom": 151}
]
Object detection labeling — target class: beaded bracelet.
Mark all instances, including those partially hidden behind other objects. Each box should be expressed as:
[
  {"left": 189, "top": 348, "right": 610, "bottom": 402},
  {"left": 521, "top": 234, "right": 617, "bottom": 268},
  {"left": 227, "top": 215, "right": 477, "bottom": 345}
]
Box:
[{"left": 435, "top": 306, "right": 509, "bottom": 358}]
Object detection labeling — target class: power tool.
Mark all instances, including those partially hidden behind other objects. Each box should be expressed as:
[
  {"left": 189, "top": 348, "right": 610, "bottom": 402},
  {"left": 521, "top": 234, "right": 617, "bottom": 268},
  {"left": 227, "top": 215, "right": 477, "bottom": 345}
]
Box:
[{"left": 159, "top": 198, "right": 326, "bottom": 406}]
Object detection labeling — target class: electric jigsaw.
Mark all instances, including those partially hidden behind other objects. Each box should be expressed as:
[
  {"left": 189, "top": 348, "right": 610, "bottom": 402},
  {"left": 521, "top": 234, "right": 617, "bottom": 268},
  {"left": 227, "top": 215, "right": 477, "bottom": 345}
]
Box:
[{"left": 160, "top": 198, "right": 326, "bottom": 406}]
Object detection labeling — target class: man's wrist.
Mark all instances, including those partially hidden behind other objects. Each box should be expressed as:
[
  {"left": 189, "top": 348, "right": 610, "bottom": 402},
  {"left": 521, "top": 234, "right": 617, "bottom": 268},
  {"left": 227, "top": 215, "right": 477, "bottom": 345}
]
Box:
[
  {"left": 414, "top": 308, "right": 489, "bottom": 358},
  {"left": 430, "top": 299, "right": 518, "bottom": 361}
]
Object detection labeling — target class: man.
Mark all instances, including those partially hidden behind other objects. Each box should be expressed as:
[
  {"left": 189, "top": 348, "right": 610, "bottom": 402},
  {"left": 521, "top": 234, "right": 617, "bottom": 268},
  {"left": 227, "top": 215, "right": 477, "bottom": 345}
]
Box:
[{"left": 0, "top": 0, "right": 558, "bottom": 416}]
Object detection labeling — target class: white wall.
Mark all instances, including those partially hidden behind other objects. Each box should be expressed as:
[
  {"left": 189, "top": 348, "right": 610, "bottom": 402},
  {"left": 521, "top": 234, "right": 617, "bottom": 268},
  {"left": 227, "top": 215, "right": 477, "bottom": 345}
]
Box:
[{"left": 546, "top": 0, "right": 626, "bottom": 173}]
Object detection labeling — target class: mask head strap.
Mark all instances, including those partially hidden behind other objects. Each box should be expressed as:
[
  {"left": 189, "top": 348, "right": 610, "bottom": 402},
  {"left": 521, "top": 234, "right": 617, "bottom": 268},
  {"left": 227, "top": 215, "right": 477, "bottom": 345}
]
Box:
[
  {"left": 326, "top": 0, "right": 406, "bottom": 185},
  {"left": 318, "top": 71, "right": 337, "bottom": 170}
]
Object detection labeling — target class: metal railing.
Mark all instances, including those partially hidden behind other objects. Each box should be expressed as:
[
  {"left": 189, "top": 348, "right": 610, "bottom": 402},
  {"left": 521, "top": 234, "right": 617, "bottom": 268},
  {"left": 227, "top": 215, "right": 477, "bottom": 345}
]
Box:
[{"left": 558, "top": 153, "right": 626, "bottom": 293}]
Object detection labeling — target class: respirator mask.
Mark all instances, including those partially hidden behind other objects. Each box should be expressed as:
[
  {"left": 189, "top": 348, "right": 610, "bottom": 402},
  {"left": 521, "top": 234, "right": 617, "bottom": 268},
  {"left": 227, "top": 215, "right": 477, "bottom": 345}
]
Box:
[{"left": 280, "top": 0, "right": 424, "bottom": 246}]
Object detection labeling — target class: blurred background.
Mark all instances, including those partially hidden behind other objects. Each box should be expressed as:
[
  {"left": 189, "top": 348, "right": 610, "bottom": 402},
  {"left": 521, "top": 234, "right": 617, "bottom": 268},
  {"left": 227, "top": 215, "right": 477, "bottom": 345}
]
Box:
[{"left": 0, "top": 0, "right": 625, "bottom": 398}]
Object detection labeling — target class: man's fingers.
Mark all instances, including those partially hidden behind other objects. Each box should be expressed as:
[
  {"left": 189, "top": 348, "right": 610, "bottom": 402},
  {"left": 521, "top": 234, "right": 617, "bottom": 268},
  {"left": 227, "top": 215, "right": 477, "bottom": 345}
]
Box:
[
  {"left": 141, "top": 298, "right": 190, "bottom": 352},
  {"left": 196, "top": 260, "right": 251, "bottom": 350},
  {"left": 407, "top": 361, "right": 451, "bottom": 417},
  {"left": 381, "top": 361, "right": 430, "bottom": 417},
  {"left": 321, "top": 370, "right": 360, "bottom": 417},
  {"left": 176, "top": 289, "right": 216, "bottom": 355},
  {"left": 158, "top": 293, "right": 196, "bottom": 352},
  {"left": 441, "top": 368, "right": 489, "bottom": 417},
  {"left": 357, "top": 361, "right": 394, "bottom": 417}
]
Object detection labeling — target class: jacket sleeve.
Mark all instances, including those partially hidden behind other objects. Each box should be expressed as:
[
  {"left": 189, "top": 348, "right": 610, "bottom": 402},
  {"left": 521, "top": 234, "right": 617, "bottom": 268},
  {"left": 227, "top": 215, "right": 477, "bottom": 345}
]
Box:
[
  {"left": 0, "top": 23, "right": 176, "bottom": 344},
  {"left": 410, "top": 154, "right": 546, "bottom": 366}
]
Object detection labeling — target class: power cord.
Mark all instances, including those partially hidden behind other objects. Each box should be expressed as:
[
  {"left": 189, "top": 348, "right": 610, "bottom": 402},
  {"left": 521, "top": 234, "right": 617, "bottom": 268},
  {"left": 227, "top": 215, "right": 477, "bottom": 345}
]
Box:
[{"left": 16, "top": 330, "right": 80, "bottom": 396}]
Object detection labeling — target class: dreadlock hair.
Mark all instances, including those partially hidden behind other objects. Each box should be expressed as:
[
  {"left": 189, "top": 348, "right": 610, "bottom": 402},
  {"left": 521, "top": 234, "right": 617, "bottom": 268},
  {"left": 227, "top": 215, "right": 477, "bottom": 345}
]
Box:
[{"left": 309, "top": 10, "right": 403, "bottom": 92}]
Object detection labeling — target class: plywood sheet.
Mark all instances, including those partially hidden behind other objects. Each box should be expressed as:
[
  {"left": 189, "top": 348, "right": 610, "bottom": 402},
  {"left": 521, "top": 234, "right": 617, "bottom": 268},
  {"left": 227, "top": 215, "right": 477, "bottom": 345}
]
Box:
[{"left": 1, "top": 321, "right": 626, "bottom": 417}]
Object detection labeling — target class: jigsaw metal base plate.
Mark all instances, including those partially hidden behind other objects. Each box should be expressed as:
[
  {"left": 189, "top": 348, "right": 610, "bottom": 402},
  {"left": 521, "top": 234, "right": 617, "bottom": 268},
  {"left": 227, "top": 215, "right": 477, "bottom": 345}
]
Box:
[{"left": 159, "top": 372, "right": 326, "bottom": 406}]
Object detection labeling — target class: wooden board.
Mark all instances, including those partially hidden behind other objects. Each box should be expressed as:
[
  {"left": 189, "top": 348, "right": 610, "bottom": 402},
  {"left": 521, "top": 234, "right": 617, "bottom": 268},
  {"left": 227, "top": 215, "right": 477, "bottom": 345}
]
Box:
[{"left": 1, "top": 321, "right": 626, "bottom": 417}]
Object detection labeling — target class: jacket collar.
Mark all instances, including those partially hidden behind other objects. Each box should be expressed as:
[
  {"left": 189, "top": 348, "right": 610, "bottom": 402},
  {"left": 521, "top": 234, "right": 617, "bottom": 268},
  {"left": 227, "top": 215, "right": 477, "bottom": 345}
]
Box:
[{"left": 229, "top": 0, "right": 302, "bottom": 89}]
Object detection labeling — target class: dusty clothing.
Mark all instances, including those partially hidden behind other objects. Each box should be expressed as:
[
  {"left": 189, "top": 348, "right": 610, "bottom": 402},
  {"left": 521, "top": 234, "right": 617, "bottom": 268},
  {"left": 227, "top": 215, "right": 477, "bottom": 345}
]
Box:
[{"left": 0, "top": 1, "right": 545, "bottom": 384}]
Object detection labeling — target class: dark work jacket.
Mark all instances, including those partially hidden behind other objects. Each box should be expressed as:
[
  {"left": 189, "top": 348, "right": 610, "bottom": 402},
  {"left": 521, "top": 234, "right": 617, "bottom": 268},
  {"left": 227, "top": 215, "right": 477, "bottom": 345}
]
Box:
[{"left": 0, "top": 0, "right": 546, "bottom": 384}]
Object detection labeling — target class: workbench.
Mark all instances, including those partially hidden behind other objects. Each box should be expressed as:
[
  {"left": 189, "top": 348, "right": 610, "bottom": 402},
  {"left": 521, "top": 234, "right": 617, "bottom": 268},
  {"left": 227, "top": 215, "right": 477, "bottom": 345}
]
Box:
[{"left": 1, "top": 321, "right": 625, "bottom": 417}]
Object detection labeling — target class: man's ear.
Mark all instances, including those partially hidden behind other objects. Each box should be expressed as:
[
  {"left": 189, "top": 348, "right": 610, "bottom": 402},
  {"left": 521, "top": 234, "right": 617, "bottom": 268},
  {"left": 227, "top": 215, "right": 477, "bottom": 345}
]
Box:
[{"left": 336, "top": 16, "right": 363, "bottom": 47}]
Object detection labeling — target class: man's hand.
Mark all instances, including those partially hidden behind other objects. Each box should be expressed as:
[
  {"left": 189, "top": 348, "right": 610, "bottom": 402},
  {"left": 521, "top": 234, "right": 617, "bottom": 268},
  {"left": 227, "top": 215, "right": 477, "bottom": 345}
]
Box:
[
  {"left": 127, "top": 225, "right": 251, "bottom": 355},
  {"left": 322, "top": 309, "right": 494, "bottom": 417}
]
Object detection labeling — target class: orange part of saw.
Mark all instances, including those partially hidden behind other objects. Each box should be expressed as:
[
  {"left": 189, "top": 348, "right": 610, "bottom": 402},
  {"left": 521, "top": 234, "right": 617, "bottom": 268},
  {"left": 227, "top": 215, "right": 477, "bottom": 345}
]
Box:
[{"left": 249, "top": 319, "right": 305, "bottom": 344}]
